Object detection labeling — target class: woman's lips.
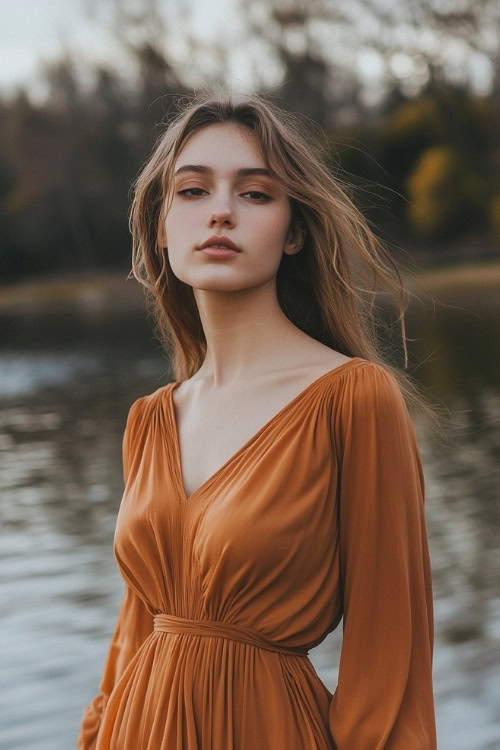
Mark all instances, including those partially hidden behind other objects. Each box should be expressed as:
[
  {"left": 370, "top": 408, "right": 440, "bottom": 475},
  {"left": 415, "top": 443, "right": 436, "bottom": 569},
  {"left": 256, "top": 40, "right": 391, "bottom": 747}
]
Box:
[{"left": 198, "top": 246, "right": 240, "bottom": 258}]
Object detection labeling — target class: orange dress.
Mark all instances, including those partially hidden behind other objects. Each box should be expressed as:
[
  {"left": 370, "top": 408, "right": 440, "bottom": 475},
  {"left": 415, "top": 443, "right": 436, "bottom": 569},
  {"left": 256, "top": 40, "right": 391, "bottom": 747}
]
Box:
[{"left": 77, "top": 357, "right": 436, "bottom": 749}]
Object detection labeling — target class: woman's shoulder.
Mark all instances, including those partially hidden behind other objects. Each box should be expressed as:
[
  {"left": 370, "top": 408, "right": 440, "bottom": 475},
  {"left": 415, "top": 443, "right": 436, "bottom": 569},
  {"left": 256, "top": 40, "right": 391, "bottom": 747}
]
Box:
[
  {"left": 322, "top": 355, "right": 407, "bottom": 416},
  {"left": 329, "top": 357, "right": 414, "bottom": 436},
  {"left": 326, "top": 356, "right": 403, "bottom": 400},
  {"left": 123, "top": 383, "right": 171, "bottom": 427}
]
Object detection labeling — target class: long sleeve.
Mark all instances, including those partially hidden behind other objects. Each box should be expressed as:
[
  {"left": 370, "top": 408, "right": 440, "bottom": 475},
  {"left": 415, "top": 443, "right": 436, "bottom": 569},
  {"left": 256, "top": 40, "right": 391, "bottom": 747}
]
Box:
[
  {"left": 329, "top": 364, "right": 436, "bottom": 749},
  {"left": 77, "top": 397, "right": 154, "bottom": 749}
]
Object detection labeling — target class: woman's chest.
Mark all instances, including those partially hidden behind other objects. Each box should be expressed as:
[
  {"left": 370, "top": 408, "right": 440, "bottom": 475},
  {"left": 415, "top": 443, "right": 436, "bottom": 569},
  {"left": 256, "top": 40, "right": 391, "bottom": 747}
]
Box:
[
  {"left": 170, "top": 371, "right": 342, "bottom": 501},
  {"left": 173, "top": 393, "right": 296, "bottom": 500}
]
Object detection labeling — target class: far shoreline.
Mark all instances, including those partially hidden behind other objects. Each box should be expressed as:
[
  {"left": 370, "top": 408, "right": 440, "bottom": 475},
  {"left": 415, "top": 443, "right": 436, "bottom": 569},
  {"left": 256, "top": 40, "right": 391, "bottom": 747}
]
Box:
[{"left": 0, "top": 258, "right": 499, "bottom": 314}]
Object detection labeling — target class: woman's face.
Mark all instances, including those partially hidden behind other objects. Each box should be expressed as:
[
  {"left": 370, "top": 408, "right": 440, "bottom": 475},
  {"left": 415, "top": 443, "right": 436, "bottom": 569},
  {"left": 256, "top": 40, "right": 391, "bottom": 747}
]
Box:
[{"left": 162, "top": 123, "right": 301, "bottom": 292}]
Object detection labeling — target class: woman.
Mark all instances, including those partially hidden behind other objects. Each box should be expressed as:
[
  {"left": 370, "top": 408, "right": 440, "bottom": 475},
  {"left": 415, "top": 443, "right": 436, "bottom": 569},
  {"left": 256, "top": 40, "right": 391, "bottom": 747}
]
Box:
[{"left": 78, "top": 91, "right": 437, "bottom": 749}]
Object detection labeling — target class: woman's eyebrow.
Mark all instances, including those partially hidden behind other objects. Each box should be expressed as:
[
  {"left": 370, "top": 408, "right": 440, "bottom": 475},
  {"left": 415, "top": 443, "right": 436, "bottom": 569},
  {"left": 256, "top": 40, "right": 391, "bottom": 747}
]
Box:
[{"left": 174, "top": 164, "right": 273, "bottom": 178}]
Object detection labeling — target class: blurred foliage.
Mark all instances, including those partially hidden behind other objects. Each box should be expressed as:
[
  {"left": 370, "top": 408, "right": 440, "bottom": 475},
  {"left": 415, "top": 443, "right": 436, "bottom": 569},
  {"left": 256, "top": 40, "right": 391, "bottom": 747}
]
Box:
[
  {"left": 0, "top": 0, "right": 499, "bottom": 282},
  {"left": 0, "top": 48, "right": 190, "bottom": 280},
  {"left": 325, "top": 82, "right": 499, "bottom": 248},
  {"left": 407, "top": 147, "right": 487, "bottom": 238}
]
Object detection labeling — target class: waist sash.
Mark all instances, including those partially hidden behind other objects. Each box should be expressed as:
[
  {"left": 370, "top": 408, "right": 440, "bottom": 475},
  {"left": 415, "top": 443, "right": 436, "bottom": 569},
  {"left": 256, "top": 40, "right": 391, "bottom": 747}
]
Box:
[{"left": 153, "top": 613, "right": 309, "bottom": 657}]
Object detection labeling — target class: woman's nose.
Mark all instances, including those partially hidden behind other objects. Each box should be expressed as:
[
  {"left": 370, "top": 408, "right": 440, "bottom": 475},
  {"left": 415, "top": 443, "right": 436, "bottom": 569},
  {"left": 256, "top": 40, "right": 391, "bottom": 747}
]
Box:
[
  {"left": 207, "top": 194, "right": 234, "bottom": 227},
  {"left": 208, "top": 210, "right": 234, "bottom": 228}
]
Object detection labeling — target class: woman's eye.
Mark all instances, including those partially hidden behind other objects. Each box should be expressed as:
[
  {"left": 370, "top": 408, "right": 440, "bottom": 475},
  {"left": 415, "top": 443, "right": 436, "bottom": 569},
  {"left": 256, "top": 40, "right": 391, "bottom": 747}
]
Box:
[
  {"left": 177, "top": 188, "right": 206, "bottom": 198},
  {"left": 242, "top": 191, "right": 271, "bottom": 201}
]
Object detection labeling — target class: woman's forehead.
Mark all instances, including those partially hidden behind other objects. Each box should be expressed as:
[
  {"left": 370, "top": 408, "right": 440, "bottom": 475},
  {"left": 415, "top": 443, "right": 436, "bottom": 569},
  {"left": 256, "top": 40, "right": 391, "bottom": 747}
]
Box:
[{"left": 174, "top": 123, "right": 266, "bottom": 171}]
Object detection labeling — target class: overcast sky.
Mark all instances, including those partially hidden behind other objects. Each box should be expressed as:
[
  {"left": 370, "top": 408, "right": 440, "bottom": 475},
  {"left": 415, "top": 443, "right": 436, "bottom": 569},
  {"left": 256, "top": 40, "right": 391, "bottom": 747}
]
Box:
[
  {"left": 0, "top": 0, "right": 494, "bottom": 103},
  {"left": 0, "top": 0, "right": 247, "bottom": 98}
]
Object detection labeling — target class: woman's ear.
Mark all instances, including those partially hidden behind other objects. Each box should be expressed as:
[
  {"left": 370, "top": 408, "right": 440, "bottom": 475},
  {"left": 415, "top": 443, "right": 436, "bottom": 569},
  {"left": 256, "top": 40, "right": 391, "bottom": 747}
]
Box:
[{"left": 283, "top": 220, "right": 306, "bottom": 256}]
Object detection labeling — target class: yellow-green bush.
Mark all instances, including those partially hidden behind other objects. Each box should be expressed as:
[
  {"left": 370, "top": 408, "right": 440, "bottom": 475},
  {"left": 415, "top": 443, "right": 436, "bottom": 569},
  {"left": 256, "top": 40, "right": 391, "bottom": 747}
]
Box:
[
  {"left": 407, "top": 146, "right": 485, "bottom": 238},
  {"left": 382, "top": 97, "right": 444, "bottom": 147}
]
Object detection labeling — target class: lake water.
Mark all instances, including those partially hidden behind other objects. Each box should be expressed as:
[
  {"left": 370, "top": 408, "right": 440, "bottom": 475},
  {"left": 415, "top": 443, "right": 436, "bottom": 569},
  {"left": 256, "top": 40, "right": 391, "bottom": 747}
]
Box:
[{"left": 0, "top": 288, "right": 499, "bottom": 749}]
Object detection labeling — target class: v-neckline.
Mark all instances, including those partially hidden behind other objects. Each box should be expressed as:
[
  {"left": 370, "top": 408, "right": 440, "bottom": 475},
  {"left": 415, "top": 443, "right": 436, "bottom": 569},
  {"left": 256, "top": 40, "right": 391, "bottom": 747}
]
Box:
[{"left": 167, "top": 357, "right": 363, "bottom": 503}]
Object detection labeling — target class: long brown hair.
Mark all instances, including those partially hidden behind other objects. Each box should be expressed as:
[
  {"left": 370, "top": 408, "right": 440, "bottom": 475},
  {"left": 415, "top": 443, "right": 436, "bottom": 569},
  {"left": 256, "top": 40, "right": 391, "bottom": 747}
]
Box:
[{"left": 129, "top": 89, "right": 444, "bottom": 438}]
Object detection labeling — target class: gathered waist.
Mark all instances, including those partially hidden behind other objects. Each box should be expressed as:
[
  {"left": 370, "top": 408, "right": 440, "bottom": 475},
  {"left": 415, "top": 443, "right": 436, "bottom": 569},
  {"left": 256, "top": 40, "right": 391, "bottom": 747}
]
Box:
[{"left": 153, "top": 613, "right": 309, "bottom": 657}]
